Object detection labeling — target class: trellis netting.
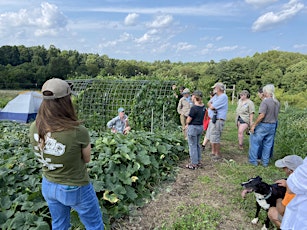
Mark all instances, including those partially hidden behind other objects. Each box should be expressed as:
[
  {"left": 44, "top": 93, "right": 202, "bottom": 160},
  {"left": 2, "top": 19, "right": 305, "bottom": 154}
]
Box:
[{"left": 67, "top": 79, "right": 179, "bottom": 132}]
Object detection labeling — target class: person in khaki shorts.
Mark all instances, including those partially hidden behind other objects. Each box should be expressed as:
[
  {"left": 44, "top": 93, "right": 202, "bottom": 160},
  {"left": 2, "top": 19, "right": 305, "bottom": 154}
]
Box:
[{"left": 177, "top": 88, "right": 192, "bottom": 139}]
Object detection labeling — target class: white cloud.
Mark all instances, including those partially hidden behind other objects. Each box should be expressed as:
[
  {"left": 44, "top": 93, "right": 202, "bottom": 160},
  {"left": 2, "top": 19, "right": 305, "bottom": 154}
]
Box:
[
  {"left": 245, "top": 0, "right": 278, "bottom": 7},
  {"left": 36, "top": 2, "right": 67, "bottom": 28},
  {"left": 175, "top": 42, "right": 195, "bottom": 51},
  {"left": 0, "top": 2, "right": 67, "bottom": 37},
  {"left": 293, "top": 44, "right": 307, "bottom": 49},
  {"left": 124, "top": 13, "right": 139, "bottom": 26},
  {"left": 148, "top": 15, "right": 173, "bottom": 28},
  {"left": 215, "top": 36, "right": 223, "bottom": 41},
  {"left": 76, "top": 3, "right": 239, "bottom": 17},
  {"left": 216, "top": 45, "right": 239, "bottom": 52},
  {"left": 135, "top": 33, "right": 151, "bottom": 43},
  {"left": 99, "top": 32, "right": 133, "bottom": 48},
  {"left": 252, "top": 0, "right": 304, "bottom": 31}
]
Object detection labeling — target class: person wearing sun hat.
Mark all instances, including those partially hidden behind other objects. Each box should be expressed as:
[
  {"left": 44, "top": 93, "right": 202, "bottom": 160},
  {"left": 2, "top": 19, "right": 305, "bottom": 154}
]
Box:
[
  {"left": 267, "top": 155, "right": 303, "bottom": 229},
  {"left": 107, "top": 107, "right": 131, "bottom": 134},
  {"left": 29, "top": 78, "right": 104, "bottom": 229}
]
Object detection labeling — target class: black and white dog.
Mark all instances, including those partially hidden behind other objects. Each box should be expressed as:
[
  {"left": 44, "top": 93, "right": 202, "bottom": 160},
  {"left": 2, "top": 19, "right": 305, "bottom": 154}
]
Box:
[{"left": 241, "top": 176, "right": 286, "bottom": 230}]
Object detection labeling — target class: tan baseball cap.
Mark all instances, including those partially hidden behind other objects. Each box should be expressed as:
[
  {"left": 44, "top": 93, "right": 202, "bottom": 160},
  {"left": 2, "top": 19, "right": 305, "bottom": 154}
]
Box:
[{"left": 42, "top": 78, "right": 72, "bottom": 99}]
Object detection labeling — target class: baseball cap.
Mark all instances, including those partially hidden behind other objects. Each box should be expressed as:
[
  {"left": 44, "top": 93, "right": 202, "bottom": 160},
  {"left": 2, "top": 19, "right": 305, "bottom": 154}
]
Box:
[
  {"left": 42, "top": 78, "right": 72, "bottom": 100},
  {"left": 182, "top": 88, "right": 190, "bottom": 94},
  {"left": 211, "top": 82, "right": 225, "bottom": 91},
  {"left": 192, "top": 90, "right": 203, "bottom": 97},
  {"left": 240, "top": 90, "right": 249, "bottom": 95},
  {"left": 275, "top": 155, "right": 303, "bottom": 171},
  {"left": 118, "top": 107, "right": 125, "bottom": 113}
]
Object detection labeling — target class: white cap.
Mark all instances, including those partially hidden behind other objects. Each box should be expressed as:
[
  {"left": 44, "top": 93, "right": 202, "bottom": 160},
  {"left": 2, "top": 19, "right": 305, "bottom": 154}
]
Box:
[{"left": 275, "top": 155, "right": 303, "bottom": 171}]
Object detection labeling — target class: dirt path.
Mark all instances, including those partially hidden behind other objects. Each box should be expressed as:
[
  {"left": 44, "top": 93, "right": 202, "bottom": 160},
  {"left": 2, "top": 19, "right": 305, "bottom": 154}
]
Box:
[{"left": 112, "top": 148, "right": 260, "bottom": 230}]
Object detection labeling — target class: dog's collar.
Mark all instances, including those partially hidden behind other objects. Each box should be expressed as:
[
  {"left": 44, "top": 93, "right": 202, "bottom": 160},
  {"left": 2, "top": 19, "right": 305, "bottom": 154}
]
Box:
[{"left": 258, "top": 187, "right": 272, "bottom": 200}]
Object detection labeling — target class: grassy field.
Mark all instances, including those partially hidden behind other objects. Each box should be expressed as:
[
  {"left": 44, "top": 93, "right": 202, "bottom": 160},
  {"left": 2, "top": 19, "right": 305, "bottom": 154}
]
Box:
[{"left": 0, "top": 90, "right": 23, "bottom": 108}]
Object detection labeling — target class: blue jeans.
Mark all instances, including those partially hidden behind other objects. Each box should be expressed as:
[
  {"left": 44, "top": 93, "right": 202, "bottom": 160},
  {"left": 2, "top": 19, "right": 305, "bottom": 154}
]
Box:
[
  {"left": 257, "top": 121, "right": 278, "bottom": 159},
  {"left": 187, "top": 125, "right": 204, "bottom": 165},
  {"left": 42, "top": 177, "right": 104, "bottom": 230},
  {"left": 249, "top": 122, "right": 276, "bottom": 166}
]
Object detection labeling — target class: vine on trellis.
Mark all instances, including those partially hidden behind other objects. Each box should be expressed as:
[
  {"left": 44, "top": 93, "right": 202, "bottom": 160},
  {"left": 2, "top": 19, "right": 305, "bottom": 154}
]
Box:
[{"left": 68, "top": 79, "right": 179, "bottom": 132}]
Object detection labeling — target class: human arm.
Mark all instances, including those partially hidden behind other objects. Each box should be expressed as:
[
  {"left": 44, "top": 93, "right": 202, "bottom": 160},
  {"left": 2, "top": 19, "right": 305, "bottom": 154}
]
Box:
[
  {"left": 185, "top": 116, "right": 192, "bottom": 129},
  {"left": 249, "top": 101, "right": 255, "bottom": 126},
  {"left": 207, "top": 101, "right": 215, "bottom": 111},
  {"left": 81, "top": 143, "right": 91, "bottom": 163},
  {"left": 285, "top": 161, "right": 307, "bottom": 195},
  {"left": 177, "top": 99, "right": 183, "bottom": 114},
  {"left": 249, "top": 113, "right": 254, "bottom": 126},
  {"left": 107, "top": 116, "right": 120, "bottom": 132},
  {"left": 250, "top": 113, "right": 265, "bottom": 133},
  {"left": 208, "top": 94, "right": 227, "bottom": 111},
  {"left": 123, "top": 118, "right": 131, "bottom": 134}
]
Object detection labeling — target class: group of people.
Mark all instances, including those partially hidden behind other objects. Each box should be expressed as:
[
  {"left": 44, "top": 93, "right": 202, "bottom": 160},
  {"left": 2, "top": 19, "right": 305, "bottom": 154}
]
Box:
[
  {"left": 176, "top": 82, "right": 286, "bottom": 171},
  {"left": 234, "top": 84, "right": 280, "bottom": 167},
  {"left": 29, "top": 78, "right": 305, "bottom": 229},
  {"left": 177, "top": 82, "right": 228, "bottom": 169}
]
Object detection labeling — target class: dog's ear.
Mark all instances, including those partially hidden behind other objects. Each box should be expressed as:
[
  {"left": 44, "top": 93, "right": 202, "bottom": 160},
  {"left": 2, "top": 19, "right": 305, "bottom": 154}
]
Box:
[{"left": 256, "top": 176, "right": 262, "bottom": 181}]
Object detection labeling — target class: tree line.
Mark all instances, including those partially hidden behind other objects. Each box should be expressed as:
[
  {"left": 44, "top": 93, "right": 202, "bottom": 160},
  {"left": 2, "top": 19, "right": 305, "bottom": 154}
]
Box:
[{"left": 0, "top": 45, "right": 306, "bottom": 107}]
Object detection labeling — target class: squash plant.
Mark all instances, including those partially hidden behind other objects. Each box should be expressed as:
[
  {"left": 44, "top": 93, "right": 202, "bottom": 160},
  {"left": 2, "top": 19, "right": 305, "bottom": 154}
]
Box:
[{"left": 0, "top": 122, "right": 188, "bottom": 229}]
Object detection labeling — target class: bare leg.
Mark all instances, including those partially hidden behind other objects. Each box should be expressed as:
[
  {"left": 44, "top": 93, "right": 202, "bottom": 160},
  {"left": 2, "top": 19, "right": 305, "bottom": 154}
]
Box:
[
  {"left": 238, "top": 122, "right": 248, "bottom": 149},
  {"left": 212, "top": 143, "right": 221, "bottom": 157},
  {"left": 202, "top": 136, "right": 209, "bottom": 146}
]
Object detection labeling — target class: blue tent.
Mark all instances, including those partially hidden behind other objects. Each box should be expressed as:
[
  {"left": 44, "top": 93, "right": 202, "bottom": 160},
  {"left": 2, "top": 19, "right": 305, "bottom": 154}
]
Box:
[{"left": 0, "top": 91, "right": 42, "bottom": 123}]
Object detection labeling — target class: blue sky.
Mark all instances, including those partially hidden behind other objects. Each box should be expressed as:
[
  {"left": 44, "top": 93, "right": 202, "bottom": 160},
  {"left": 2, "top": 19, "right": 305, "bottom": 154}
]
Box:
[{"left": 0, "top": 0, "right": 306, "bottom": 62}]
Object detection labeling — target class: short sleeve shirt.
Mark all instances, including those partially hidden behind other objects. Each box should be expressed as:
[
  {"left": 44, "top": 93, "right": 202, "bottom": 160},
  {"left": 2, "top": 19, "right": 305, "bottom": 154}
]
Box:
[
  {"left": 29, "top": 122, "right": 90, "bottom": 186},
  {"left": 236, "top": 99, "right": 255, "bottom": 123},
  {"left": 259, "top": 98, "right": 280, "bottom": 123},
  {"left": 208, "top": 93, "right": 228, "bottom": 120},
  {"left": 189, "top": 105, "right": 205, "bottom": 125}
]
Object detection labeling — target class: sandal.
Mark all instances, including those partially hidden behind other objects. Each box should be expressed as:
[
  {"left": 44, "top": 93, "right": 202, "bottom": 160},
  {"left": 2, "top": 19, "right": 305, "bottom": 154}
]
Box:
[{"left": 185, "top": 164, "right": 198, "bottom": 170}]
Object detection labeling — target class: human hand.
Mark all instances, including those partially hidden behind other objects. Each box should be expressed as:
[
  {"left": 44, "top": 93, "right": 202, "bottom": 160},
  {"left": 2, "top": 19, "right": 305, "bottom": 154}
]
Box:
[
  {"left": 250, "top": 125, "right": 255, "bottom": 134},
  {"left": 276, "top": 179, "right": 287, "bottom": 187}
]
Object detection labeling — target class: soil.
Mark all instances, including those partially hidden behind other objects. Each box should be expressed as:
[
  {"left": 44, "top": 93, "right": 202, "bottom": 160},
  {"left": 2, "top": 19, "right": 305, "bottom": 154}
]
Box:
[{"left": 111, "top": 146, "right": 261, "bottom": 230}]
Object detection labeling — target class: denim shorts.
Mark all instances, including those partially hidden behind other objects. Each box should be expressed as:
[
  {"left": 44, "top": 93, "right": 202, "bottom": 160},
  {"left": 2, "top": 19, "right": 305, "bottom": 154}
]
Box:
[{"left": 42, "top": 177, "right": 104, "bottom": 230}]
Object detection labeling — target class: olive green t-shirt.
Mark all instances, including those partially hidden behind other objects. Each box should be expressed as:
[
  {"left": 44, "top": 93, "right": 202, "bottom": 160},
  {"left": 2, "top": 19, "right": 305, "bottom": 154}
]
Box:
[{"left": 29, "top": 122, "right": 90, "bottom": 186}]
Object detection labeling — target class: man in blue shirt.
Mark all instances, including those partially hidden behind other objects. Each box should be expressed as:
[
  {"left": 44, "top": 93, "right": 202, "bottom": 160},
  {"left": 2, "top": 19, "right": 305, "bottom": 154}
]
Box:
[
  {"left": 107, "top": 107, "right": 131, "bottom": 134},
  {"left": 206, "top": 82, "right": 228, "bottom": 160}
]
